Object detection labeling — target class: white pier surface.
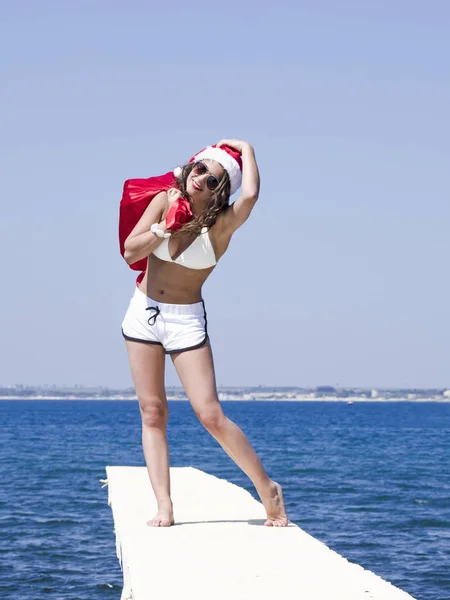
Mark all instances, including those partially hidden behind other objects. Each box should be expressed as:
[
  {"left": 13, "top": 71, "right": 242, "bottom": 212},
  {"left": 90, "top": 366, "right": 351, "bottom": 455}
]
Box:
[{"left": 106, "top": 466, "right": 415, "bottom": 600}]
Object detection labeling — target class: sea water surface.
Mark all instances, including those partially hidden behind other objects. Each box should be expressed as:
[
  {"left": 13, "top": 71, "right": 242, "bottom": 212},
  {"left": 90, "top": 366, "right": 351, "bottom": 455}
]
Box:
[{"left": 1, "top": 400, "right": 449, "bottom": 600}]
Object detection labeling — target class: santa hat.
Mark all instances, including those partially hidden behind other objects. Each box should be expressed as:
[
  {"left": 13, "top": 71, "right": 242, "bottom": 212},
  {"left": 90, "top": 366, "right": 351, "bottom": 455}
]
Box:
[{"left": 174, "top": 144, "right": 243, "bottom": 194}]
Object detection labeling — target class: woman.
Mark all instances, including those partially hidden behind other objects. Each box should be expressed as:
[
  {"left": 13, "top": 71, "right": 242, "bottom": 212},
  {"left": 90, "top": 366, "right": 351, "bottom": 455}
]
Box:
[{"left": 121, "top": 139, "right": 288, "bottom": 527}]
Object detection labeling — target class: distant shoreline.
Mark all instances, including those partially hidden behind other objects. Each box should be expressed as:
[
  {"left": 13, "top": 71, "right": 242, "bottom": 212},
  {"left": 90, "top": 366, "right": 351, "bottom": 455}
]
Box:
[{"left": 1, "top": 396, "right": 449, "bottom": 402}]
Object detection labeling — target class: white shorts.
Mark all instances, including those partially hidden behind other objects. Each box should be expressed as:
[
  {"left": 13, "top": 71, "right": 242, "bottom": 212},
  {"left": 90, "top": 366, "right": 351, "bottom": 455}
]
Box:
[{"left": 121, "top": 287, "right": 208, "bottom": 354}]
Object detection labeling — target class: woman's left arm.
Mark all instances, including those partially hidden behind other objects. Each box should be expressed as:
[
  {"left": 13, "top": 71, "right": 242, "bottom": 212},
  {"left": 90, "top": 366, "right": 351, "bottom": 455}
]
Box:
[{"left": 218, "top": 139, "right": 260, "bottom": 234}]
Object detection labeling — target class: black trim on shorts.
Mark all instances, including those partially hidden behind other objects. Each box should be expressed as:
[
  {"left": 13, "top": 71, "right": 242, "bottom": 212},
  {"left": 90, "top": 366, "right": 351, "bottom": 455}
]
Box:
[
  {"left": 165, "top": 334, "right": 209, "bottom": 355},
  {"left": 122, "top": 330, "right": 163, "bottom": 346}
]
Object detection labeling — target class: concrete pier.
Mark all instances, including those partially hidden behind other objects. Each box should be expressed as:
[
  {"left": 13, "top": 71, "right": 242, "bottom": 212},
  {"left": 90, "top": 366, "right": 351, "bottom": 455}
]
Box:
[{"left": 105, "top": 466, "right": 415, "bottom": 600}]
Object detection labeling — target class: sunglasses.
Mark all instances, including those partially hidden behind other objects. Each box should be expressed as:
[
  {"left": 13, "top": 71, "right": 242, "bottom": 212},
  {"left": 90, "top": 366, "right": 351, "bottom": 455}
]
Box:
[{"left": 192, "top": 161, "right": 220, "bottom": 191}]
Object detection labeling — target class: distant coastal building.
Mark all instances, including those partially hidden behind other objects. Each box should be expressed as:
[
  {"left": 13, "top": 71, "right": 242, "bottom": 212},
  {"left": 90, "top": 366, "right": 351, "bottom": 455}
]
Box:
[{"left": 315, "top": 386, "right": 337, "bottom": 396}]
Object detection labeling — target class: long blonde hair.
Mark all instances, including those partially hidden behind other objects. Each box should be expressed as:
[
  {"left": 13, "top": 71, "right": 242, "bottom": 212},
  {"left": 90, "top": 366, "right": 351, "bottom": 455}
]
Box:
[{"left": 175, "top": 162, "right": 231, "bottom": 236}]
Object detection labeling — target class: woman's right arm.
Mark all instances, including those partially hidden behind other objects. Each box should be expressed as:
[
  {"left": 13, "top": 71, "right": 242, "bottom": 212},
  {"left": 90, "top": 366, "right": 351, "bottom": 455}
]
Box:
[{"left": 123, "top": 191, "right": 168, "bottom": 265}]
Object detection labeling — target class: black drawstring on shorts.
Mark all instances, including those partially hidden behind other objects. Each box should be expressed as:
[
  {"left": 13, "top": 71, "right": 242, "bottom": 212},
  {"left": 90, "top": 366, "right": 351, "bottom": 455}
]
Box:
[{"left": 146, "top": 306, "right": 160, "bottom": 326}]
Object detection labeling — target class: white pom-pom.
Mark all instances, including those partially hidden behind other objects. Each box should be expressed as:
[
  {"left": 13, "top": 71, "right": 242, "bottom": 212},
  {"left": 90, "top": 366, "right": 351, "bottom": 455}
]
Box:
[{"left": 173, "top": 166, "right": 182, "bottom": 178}]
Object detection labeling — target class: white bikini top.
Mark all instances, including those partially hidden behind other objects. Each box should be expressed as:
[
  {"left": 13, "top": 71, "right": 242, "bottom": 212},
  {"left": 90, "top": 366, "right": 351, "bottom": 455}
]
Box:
[{"left": 152, "top": 227, "right": 217, "bottom": 270}]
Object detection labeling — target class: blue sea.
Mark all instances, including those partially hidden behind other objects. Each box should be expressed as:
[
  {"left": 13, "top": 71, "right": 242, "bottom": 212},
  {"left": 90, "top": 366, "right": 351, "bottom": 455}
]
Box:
[{"left": 1, "top": 400, "right": 449, "bottom": 600}]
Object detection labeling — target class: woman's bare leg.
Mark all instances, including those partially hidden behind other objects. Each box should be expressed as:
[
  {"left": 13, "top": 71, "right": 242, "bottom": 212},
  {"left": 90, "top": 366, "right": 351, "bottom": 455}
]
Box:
[
  {"left": 125, "top": 340, "right": 174, "bottom": 527},
  {"left": 171, "top": 342, "right": 288, "bottom": 526}
]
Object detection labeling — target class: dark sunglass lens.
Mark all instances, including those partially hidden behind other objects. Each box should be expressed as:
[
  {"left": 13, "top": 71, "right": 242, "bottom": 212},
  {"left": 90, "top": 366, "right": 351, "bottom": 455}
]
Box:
[
  {"left": 194, "top": 162, "right": 207, "bottom": 174},
  {"left": 206, "top": 175, "right": 219, "bottom": 191}
]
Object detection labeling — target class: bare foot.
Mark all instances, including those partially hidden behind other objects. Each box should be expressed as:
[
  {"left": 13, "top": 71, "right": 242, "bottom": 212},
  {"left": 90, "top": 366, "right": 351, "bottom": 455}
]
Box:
[
  {"left": 147, "top": 503, "right": 174, "bottom": 527},
  {"left": 257, "top": 481, "right": 289, "bottom": 527}
]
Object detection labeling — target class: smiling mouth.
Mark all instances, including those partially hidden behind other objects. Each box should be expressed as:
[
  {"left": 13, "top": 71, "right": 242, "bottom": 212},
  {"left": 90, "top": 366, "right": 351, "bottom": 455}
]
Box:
[{"left": 192, "top": 179, "right": 202, "bottom": 191}]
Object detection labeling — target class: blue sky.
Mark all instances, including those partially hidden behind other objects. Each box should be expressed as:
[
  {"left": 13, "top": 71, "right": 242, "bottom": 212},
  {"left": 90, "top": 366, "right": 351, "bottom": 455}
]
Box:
[{"left": 1, "top": 1, "right": 449, "bottom": 388}]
